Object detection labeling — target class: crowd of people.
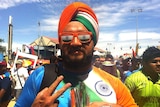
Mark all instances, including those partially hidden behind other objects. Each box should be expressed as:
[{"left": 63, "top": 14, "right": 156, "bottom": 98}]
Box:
[
  {"left": 0, "top": 58, "right": 44, "bottom": 107},
  {"left": 93, "top": 53, "right": 142, "bottom": 82},
  {"left": 0, "top": 1, "right": 159, "bottom": 107}
]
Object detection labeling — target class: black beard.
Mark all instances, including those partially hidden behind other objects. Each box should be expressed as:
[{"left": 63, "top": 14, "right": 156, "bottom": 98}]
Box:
[{"left": 62, "top": 52, "right": 93, "bottom": 70}]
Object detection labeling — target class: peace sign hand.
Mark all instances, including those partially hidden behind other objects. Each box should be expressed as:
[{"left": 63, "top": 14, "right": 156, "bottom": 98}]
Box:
[{"left": 31, "top": 75, "right": 72, "bottom": 107}]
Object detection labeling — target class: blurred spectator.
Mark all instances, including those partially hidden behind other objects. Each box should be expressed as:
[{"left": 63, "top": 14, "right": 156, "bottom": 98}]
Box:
[
  {"left": 93, "top": 55, "right": 101, "bottom": 68},
  {"left": 27, "top": 65, "right": 34, "bottom": 75},
  {"left": 116, "top": 55, "right": 123, "bottom": 68},
  {"left": 101, "top": 61, "right": 120, "bottom": 78},
  {"left": 101, "top": 54, "right": 121, "bottom": 79},
  {"left": 121, "top": 57, "right": 132, "bottom": 82},
  {"left": 12, "top": 60, "right": 29, "bottom": 100},
  {"left": 121, "top": 56, "right": 142, "bottom": 82},
  {"left": 131, "top": 56, "right": 142, "bottom": 72},
  {"left": 0, "top": 61, "right": 12, "bottom": 107},
  {"left": 105, "top": 54, "right": 114, "bottom": 62}
]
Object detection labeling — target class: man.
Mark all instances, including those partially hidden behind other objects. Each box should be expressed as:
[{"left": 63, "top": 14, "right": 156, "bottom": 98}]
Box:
[
  {"left": 93, "top": 55, "right": 101, "bottom": 68},
  {"left": 124, "top": 46, "right": 160, "bottom": 107},
  {"left": 12, "top": 59, "right": 29, "bottom": 100},
  {"left": 101, "top": 60, "right": 121, "bottom": 79},
  {"left": 105, "top": 54, "right": 114, "bottom": 62},
  {"left": 15, "top": 2, "right": 137, "bottom": 107},
  {"left": 121, "top": 57, "right": 132, "bottom": 82},
  {"left": 131, "top": 56, "right": 142, "bottom": 72},
  {"left": 102, "top": 54, "right": 122, "bottom": 79},
  {"left": 0, "top": 61, "right": 12, "bottom": 107}
]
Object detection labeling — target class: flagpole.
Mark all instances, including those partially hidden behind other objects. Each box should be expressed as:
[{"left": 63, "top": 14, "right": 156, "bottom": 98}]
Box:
[
  {"left": 8, "top": 16, "right": 13, "bottom": 61},
  {"left": 38, "top": 21, "right": 40, "bottom": 58}
]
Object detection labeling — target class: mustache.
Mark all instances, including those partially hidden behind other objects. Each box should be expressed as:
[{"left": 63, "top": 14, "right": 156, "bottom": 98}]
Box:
[{"left": 68, "top": 46, "right": 85, "bottom": 53}]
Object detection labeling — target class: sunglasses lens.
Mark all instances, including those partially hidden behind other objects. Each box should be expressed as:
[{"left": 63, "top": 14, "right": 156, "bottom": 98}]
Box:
[
  {"left": 78, "top": 34, "right": 91, "bottom": 43},
  {"left": 61, "top": 35, "right": 73, "bottom": 43}
]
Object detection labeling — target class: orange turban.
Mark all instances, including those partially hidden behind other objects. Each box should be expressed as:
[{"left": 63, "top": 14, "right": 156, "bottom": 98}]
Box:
[{"left": 58, "top": 2, "right": 99, "bottom": 46}]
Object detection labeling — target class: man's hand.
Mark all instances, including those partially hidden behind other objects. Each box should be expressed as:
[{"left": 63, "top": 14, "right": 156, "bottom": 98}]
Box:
[{"left": 31, "top": 75, "right": 71, "bottom": 107}]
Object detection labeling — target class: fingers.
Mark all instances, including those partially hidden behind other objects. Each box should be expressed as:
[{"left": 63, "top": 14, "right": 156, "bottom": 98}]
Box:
[
  {"left": 47, "top": 75, "right": 64, "bottom": 95},
  {"left": 32, "top": 75, "right": 71, "bottom": 107},
  {"left": 51, "top": 83, "right": 72, "bottom": 101},
  {"left": 48, "top": 75, "right": 72, "bottom": 100}
]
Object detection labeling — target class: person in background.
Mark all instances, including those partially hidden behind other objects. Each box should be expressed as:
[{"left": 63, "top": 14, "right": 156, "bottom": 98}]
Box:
[
  {"left": 116, "top": 55, "right": 123, "bottom": 68},
  {"left": 121, "top": 57, "right": 132, "bottom": 82},
  {"left": 101, "top": 61, "right": 120, "bottom": 78},
  {"left": 105, "top": 54, "right": 114, "bottom": 62},
  {"left": 102, "top": 54, "right": 121, "bottom": 80},
  {"left": 12, "top": 59, "right": 29, "bottom": 101},
  {"left": 93, "top": 55, "right": 101, "bottom": 68},
  {"left": 27, "top": 65, "right": 34, "bottom": 75},
  {"left": 131, "top": 56, "right": 142, "bottom": 72},
  {"left": 15, "top": 2, "right": 137, "bottom": 107},
  {"left": 124, "top": 46, "right": 160, "bottom": 107},
  {"left": 0, "top": 61, "right": 12, "bottom": 107}
]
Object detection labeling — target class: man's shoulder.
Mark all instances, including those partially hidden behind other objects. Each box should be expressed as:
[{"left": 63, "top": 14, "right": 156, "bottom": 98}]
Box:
[
  {"left": 125, "top": 70, "right": 146, "bottom": 83},
  {"left": 38, "top": 63, "right": 58, "bottom": 91},
  {"left": 93, "top": 66, "right": 120, "bottom": 81},
  {"left": 128, "top": 70, "right": 143, "bottom": 78},
  {"left": 31, "top": 66, "right": 45, "bottom": 75}
]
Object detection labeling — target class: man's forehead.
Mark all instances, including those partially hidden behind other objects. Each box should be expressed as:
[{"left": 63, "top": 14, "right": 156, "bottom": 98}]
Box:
[
  {"left": 63, "top": 21, "right": 88, "bottom": 31},
  {"left": 153, "top": 57, "right": 160, "bottom": 60}
]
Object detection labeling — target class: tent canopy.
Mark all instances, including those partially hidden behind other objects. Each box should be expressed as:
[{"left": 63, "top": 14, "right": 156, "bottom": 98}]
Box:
[{"left": 30, "top": 36, "right": 59, "bottom": 47}]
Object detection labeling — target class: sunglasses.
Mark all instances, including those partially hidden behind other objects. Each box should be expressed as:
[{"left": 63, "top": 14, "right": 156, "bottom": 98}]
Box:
[{"left": 59, "top": 31, "right": 92, "bottom": 44}]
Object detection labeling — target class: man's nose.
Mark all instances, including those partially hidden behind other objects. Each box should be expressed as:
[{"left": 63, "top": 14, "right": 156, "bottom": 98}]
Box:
[{"left": 70, "top": 36, "right": 82, "bottom": 45}]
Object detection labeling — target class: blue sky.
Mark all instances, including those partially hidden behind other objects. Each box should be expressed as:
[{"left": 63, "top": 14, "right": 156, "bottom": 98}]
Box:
[{"left": 0, "top": 0, "right": 160, "bottom": 56}]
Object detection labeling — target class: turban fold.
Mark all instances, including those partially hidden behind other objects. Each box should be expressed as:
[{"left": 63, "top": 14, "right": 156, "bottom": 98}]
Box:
[{"left": 58, "top": 2, "right": 99, "bottom": 46}]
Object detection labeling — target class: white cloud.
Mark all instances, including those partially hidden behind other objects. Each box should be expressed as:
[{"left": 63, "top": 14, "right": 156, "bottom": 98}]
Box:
[
  {"left": 2, "top": 42, "right": 28, "bottom": 52},
  {"left": 0, "top": 0, "right": 55, "bottom": 10},
  {"left": 41, "top": 17, "right": 59, "bottom": 32},
  {"left": 98, "top": 32, "right": 115, "bottom": 42},
  {"left": 118, "top": 31, "right": 160, "bottom": 41}
]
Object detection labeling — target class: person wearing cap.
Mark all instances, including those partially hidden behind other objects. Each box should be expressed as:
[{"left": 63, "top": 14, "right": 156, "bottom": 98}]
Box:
[
  {"left": 0, "top": 61, "right": 12, "bottom": 107},
  {"left": 124, "top": 46, "right": 160, "bottom": 107},
  {"left": 102, "top": 54, "right": 122, "bottom": 80},
  {"left": 101, "top": 60, "right": 121, "bottom": 79},
  {"left": 12, "top": 59, "right": 29, "bottom": 101},
  {"left": 15, "top": 2, "right": 137, "bottom": 107}
]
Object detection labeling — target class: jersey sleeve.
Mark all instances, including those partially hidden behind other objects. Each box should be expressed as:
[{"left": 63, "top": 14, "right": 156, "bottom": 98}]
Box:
[
  {"left": 14, "top": 66, "right": 45, "bottom": 107},
  {"left": 124, "top": 74, "right": 136, "bottom": 92}
]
